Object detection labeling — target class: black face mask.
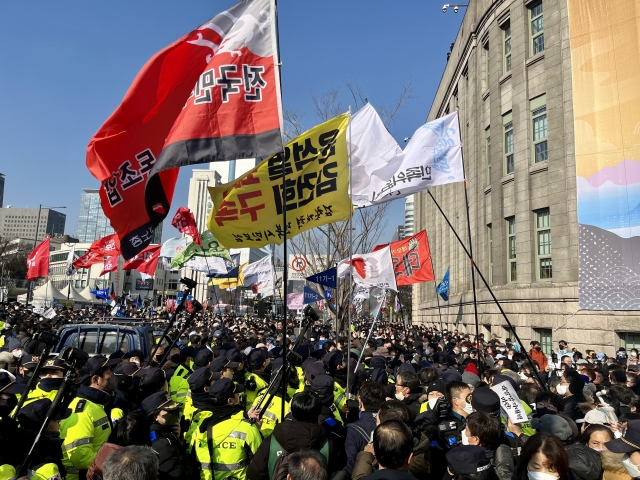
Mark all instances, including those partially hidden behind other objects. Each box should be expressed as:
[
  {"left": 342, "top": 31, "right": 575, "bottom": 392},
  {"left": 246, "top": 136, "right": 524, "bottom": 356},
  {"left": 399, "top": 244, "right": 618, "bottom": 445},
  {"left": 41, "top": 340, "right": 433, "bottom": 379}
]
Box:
[
  {"left": 535, "top": 407, "right": 557, "bottom": 418},
  {"left": 170, "top": 354, "right": 180, "bottom": 364},
  {"left": 535, "top": 346, "right": 542, "bottom": 351}
]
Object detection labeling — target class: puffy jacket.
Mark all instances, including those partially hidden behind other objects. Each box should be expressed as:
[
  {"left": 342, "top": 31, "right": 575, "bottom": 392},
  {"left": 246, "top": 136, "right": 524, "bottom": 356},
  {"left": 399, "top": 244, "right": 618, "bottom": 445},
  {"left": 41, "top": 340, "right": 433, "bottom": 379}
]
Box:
[
  {"left": 565, "top": 443, "right": 602, "bottom": 480},
  {"left": 246, "top": 418, "right": 346, "bottom": 480},
  {"left": 60, "top": 385, "right": 112, "bottom": 480},
  {"left": 601, "top": 451, "right": 633, "bottom": 480},
  {"left": 529, "top": 348, "right": 548, "bottom": 371},
  {"left": 344, "top": 411, "right": 377, "bottom": 475},
  {"left": 150, "top": 422, "right": 192, "bottom": 480}
]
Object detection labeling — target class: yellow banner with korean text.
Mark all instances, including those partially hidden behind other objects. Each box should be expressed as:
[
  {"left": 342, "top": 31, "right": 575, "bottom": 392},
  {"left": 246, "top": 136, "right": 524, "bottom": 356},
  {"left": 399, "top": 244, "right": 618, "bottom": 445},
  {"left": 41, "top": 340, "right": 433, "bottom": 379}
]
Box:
[{"left": 207, "top": 114, "right": 352, "bottom": 248}]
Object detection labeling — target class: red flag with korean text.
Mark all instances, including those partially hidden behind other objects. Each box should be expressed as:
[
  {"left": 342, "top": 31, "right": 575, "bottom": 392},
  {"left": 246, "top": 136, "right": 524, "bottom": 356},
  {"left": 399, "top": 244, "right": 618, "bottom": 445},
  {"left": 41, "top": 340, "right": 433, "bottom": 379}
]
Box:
[
  {"left": 73, "top": 250, "right": 104, "bottom": 270},
  {"left": 171, "top": 207, "right": 202, "bottom": 246},
  {"left": 90, "top": 234, "right": 121, "bottom": 257},
  {"left": 86, "top": 0, "right": 283, "bottom": 260},
  {"left": 122, "top": 245, "right": 161, "bottom": 276},
  {"left": 100, "top": 255, "right": 119, "bottom": 277},
  {"left": 26, "top": 238, "right": 50, "bottom": 281},
  {"left": 373, "top": 230, "right": 434, "bottom": 286}
]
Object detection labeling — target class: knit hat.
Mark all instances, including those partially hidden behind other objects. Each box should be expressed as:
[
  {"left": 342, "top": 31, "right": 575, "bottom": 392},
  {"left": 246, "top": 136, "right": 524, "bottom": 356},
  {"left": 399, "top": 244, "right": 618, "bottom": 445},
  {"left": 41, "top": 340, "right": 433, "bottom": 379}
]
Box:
[
  {"left": 532, "top": 414, "right": 573, "bottom": 442},
  {"left": 462, "top": 371, "right": 481, "bottom": 388},
  {"left": 464, "top": 363, "right": 479, "bottom": 376},
  {"left": 426, "top": 379, "right": 446, "bottom": 396}
]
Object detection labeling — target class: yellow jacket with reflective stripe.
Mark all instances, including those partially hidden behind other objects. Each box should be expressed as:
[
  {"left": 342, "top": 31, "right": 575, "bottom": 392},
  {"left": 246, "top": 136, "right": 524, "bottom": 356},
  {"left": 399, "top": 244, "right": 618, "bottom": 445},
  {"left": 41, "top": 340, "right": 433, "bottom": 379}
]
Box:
[
  {"left": 191, "top": 410, "right": 262, "bottom": 480},
  {"left": 60, "top": 394, "right": 111, "bottom": 480},
  {"left": 12, "top": 383, "right": 58, "bottom": 417},
  {"left": 186, "top": 410, "right": 213, "bottom": 453},
  {"left": 251, "top": 393, "right": 289, "bottom": 438},
  {"left": 183, "top": 393, "right": 196, "bottom": 424},
  {"left": 29, "top": 463, "right": 62, "bottom": 480},
  {"left": 169, "top": 364, "right": 192, "bottom": 405},
  {"left": 244, "top": 372, "right": 268, "bottom": 411}
]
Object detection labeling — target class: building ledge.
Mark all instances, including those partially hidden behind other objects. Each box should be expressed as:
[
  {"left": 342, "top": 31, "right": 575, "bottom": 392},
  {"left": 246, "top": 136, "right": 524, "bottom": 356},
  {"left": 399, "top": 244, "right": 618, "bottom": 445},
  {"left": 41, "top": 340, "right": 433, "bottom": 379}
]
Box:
[
  {"left": 484, "top": 185, "right": 492, "bottom": 195},
  {"left": 499, "top": 71, "right": 512, "bottom": 85},
  {"left": 482, "top": 89, "right": 490, "bottom": 101},
  {"left": 501, "top": 173, "right": 515, "bottom": 185},
  {"left": 529, "top": 163, "right": 549, "bottom": 175},
  {"left": 526, "top": 51, "right": 545, "bottom": 68}
]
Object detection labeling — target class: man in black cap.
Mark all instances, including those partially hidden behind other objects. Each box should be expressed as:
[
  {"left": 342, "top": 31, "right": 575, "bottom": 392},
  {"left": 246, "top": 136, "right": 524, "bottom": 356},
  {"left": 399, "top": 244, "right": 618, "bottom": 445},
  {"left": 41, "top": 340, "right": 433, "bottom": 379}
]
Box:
[
  {"left": 193, "top": 347, "right": 213, "bottom": 371},
  {"left": 190, "top": 378, "right": 262, "bottom": 480},
  {"left": 110, "top": 362, "right": 140, "bottom": 424},
  {"left": 226, "top": 348, "right": 246, "bottom": 387},
  {"left": 135, "top": 367, "right": 168, "bottom": 403},
  {"left": 15, "top": 353, "right": 38, "bottom": 385},
  {"left": 183, "top": 368, "right": 218, "bottom": 446},
  {"left": 60, "top": 354, "right": 120, "bottom": 480},
  {"left": 310, "top": 374, "right": 345, "bottom": 426},
  {"left": 209, "top": 356, "right": 239, "bottom": 381},
  {"left": 0, "top": 371, "right": 26, "bottom": 421},
  {"left": 16, "top": 357, "right": 68, "bottom": 408},
  {"left": 245, "top": 348, "right": 269, "bottom": 410},
  {"left": 141, "top": 391, "right": 191, "bottom": 480}
]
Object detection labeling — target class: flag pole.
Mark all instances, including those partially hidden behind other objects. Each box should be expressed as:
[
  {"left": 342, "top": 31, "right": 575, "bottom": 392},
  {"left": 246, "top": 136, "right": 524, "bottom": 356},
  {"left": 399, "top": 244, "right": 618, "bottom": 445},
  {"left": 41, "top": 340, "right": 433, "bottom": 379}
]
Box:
[
  {"left": 427, "top": 190, "right": 547, "bottom": 389},
  {"left": 455, "top": 111, "right": 481, "bottom": 367},
  {"left": 427, "top": 239, "right": 444, "bottom": 332},
  {"left": 346, "top": 105, "right": 353, "bottom": 399},
  {"left": 274, "top": 0, "right": 288, "bottom": 419}
]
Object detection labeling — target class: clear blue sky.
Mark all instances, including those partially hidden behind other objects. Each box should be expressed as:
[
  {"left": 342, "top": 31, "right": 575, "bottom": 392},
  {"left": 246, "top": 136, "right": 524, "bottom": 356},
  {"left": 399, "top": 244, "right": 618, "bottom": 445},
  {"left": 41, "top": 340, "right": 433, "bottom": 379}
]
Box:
[{"left": 0, "top": 1, "right": 462, "bottom": 245}]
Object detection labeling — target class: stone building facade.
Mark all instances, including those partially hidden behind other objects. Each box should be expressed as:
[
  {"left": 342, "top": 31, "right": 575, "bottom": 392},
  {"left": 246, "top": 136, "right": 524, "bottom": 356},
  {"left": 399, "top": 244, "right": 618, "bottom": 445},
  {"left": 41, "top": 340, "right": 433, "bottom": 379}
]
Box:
[{"left": 413, "top": 0, "right": 640, "bottom": 355}]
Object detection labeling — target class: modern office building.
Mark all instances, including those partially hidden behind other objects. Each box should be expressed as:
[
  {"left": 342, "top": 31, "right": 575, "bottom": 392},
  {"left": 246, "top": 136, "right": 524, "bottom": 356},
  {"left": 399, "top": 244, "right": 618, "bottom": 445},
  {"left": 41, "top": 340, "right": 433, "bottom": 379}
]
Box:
[
  {"left": 404, "top": 195, "right": 415, "bottom": 237},
  {"left": 413, "top": 0, "right": 640, "bottom": 354},
  {"left": 76, "top": 188, "right": 161, "bottom": 244},
  {"left": 0, "top": 207, "right": 65, "bottom": 244},
  {"left": 391, "top": 225, "right": 405, "bottom": 242},
  {"left": 0, "top": 173, "right": 5, "bottom": 208}
]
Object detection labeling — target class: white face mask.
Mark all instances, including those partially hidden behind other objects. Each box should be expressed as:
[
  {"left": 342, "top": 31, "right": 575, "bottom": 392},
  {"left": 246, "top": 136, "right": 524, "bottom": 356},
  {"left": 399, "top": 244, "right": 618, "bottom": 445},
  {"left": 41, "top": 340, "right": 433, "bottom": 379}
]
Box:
[
  {"left": 12, "top": 350, "right": 23, "bottom": 359},
  {"left": 461, "top": 348, "right": 468, "bottom": 353},
  {"left": 556, "top": 385, "right": 568, "bottom": 396},
  {"left": 395, "top": 392, "right": 406, "bottom": 401},
  {"left": 458, "top": 399, "right": 473, "bottom": 415},
  {"left": 528, "top": 471, "right": 559, "bottom": 480},
  {"left": 508, "top": 355, "right": 513, "bottom": 360},
  {"left": 622, "top": 455, "right": 640, "bottom": 478},
  {"left": 633, "top": 352, "right": 638, "bottom": 358},
  {"left": 461, "top": 428, "right": 470, "bottom": 445},
  {"left": 428, "top": 398, "right": 439, "bottom": 410}
]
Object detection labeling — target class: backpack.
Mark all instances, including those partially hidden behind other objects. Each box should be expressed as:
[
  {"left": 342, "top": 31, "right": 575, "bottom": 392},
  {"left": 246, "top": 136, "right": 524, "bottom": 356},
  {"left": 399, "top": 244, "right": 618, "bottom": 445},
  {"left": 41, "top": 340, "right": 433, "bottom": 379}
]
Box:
[{"left": 267, "top": 435, "right": 329, "bottom": 480}]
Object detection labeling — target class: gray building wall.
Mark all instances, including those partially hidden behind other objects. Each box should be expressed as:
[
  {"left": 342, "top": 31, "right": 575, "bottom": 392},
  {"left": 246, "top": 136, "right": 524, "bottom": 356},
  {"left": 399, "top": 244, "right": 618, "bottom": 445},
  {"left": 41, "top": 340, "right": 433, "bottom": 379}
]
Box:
[
  {"left": 413, "top": 0, "right": 636, "bottom": 355},
  {"left": 0, "top": 207, "right": 66, "bottom": 244}
]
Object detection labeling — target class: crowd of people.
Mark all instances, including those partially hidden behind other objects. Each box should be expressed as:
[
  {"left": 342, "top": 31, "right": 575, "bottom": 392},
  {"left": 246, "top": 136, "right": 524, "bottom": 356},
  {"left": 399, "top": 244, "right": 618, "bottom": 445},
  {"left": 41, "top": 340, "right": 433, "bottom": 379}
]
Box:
[{"left": 1, "top": 301, "right": 640, "bottom": 480}]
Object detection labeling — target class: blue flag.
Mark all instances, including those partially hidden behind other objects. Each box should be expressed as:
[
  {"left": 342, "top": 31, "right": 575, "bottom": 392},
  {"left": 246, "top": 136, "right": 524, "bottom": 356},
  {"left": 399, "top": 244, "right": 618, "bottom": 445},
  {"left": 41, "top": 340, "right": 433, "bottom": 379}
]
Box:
[
  {"left": 91, "top": 288, "right": 109, "bottom": 300},
  {"left": 325, "top": 289, "right": 333, "bottom": 301},
  {"left": 436, "top": 269, "right": 450, "bottom": 301},
  {"left": 115, "top": 309, "right": 127, "bottom": 318},
  {"left": 136, "top": 294, "right": 142, "bottom": 308},
  {"left": 306, "top": 267, "right": 337, "bottom": 289},
  {"left": 303, "top": 286, "right": 324, "bottom": 304}
]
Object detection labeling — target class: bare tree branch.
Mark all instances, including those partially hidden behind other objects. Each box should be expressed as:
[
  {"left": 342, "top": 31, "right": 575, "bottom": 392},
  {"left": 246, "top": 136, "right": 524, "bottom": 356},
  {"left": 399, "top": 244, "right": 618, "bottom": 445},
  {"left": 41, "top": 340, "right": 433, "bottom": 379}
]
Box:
[{"left": 378, "top": 77, "right": 415, "bottom": 126}]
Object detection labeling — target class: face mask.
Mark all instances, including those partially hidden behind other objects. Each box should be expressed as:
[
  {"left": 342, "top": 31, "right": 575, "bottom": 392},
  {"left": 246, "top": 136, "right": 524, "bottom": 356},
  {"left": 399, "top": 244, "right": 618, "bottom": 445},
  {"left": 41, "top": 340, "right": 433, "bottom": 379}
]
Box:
[
  {"left": 428, "top": 398, "right": 439, "bottom": 410},
  {"left": 458, "top": 399, "right": 473, "bottom": 415},
  {"left": 591, "top": 447, "right": 606, "bottom": 452},
  {"left": 528, "top": 471, "right": 559, "bottom": 480},
  {"left": 12, "top": 350, "right": 23, "bottom": 359},
  {"left": 461, "top": 428, "right": 470, "bottom": 445},
  {"left": 508, "top": 355, "right": 513, "bottom": 360},
  {"left": 633, "top": 353, "right": 638, "bottom": 358},
  {"left": 106, "top": 375, "right": 118, "bottom": 393},
  {"left": 622, "top": 455, "right": 640, "bottom": 478},
  {"left": 395, "top": 391, "right": 406, "bottom": 401},
  {"left": 170, "top": 354, "right": 180, "bottom": 364},
  {"left": 556, "top": 385, "right": 568, "bottom": 396},
  {"left": 461, "top": 348, "right": 468, "bottom": 353},
  {"left": 535, "top": 346, "right": 542, "bottom": 351},
  {"left": 425, "top": 348, "right": 431, "bottom": 356}
]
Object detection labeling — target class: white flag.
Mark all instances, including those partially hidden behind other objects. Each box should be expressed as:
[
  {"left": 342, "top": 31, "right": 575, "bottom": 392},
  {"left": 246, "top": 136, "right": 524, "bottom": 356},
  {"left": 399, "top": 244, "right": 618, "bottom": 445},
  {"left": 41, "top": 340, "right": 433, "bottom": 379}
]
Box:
[
  {"left": 337, "top": 246, "right": 397, "bottom": 291},
  {"left": 160, "top": 237, "right": 188, "bottom": 258},
  {"left": 243, "top": 255, "right": 273, "bottom": 286},
  {"left": 253, "top": 278, "right": 274, "bottom": 295},
  {"left": 184, "top": 256, "right": 227, "bottom": 275},
  {"left": 369, "top": 111, "right": 464, "bottom": 204},
  {"left": 354, "top": 286, "right": 370, "bottom": 301},
  {"left": 349, "top": 103, "right": 403, "bottom": 208},
  {"left": 65, "top": 245, "right": 76, "bottom": 276}
]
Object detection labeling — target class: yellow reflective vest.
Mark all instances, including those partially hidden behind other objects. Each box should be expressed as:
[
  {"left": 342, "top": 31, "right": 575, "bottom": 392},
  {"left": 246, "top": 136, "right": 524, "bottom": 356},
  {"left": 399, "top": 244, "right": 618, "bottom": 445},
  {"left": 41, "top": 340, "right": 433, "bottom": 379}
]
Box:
[
  {"left": 251, "top": 392, "right": 289, "bottom": 438},
  {"left": 191, "top": 410, "right": 262, "bottom": 480},
  {"left": 244, "top": 372, "right": 268, "bottom": 411},
  {"left": 60, "top": 389, "right": 111, "bottom": 480},
  {"left": 169, "top": 364, "right": 192, "bottom": 405}
]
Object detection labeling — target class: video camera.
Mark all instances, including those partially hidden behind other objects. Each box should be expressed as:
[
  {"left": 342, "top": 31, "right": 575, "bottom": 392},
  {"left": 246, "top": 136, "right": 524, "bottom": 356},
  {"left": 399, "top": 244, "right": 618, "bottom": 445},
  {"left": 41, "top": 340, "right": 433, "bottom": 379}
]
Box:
[
  {"left": 32, "top": 331, "right": 60, "bottom": 349},
  {"left": 58, "top": 346, "right": 89, "bottom": 369}
]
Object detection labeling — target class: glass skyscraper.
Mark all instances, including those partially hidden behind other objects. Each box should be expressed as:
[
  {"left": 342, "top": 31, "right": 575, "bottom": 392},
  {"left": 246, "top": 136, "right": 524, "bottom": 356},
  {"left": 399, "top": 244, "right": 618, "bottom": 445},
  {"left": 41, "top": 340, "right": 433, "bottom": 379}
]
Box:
[{"left": 76, "top": 188, "right": 161, "bottom": 244}]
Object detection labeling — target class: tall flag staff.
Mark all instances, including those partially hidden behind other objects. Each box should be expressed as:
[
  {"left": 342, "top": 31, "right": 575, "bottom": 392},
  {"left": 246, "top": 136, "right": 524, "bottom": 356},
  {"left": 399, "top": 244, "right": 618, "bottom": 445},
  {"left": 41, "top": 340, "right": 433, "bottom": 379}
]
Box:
[{"left": 346, "top": 105, "right": 354, "bottom": 398}]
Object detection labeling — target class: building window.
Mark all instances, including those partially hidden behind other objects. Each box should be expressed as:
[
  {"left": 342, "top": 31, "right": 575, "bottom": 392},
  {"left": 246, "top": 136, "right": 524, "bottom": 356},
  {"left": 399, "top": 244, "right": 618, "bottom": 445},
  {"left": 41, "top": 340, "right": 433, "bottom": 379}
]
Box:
[
  {"left": 531, "top": 95, "right": 548, "bottom": 163},
  {"left": 530, "top": 2, "right": 544, "bottom": 55},
  {"left": 484, "top": 42, "right": 490, "bottom": 89},
  {"left": 619, "top": 332, "right": 640, "bottom": 352},
  {"left": 536, "top": 209, "right": 552, "bottom": 280},
  {"left": 503, "top": 23, "right": 512, "bottom": 73},
  {"left": 506, "top": 216, "right": 516, "bottom": 282},
  {"left": 503, "top": 112, "right": 514, "bottom": 174},
  {"left": 486, "top": 127, "right": 491, "bottom": 184},
  {"left": 535, "top": 328, "right": 553, "bottom": 354},
  {"left": 487, "top": 224, "right": 493, "bottom": 285}
]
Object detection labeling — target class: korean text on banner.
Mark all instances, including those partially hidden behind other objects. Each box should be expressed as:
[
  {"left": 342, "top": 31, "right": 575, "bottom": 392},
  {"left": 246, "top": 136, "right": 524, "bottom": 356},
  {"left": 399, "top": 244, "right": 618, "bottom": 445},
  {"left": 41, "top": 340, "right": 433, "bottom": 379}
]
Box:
[
  {"left": 207, "top": 114, "right": 352, "bottom": 248},
  {"left": 369, "top": 111, "right": 464, "bottom": 204},
  {"left": 243, "top": 255, "right": 273, "bottom": 286},
  {"left": 373, "top": 231, "right": 434, "bottom": 286},
  {"left": 490, "top": 381, "right": 528, "bottom": 424},
  {"left": 122, "top": 245, "right": 161, "bottom": 276},
  {"left": 171, "top": 207, "right": 202, "bottom": 246},
  {"left": 287, "top": 292, "right": 304, "bottom": 310},
  {"left": 87, "top": 0, "right": 283, "bottom": 260}
]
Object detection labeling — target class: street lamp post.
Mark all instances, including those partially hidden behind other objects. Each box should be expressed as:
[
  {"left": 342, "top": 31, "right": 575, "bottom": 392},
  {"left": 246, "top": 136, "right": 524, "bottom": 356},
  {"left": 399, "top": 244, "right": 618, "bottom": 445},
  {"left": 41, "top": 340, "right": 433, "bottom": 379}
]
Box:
[{"left": 26, "top": 204, "right": 66, "bottom": 309}]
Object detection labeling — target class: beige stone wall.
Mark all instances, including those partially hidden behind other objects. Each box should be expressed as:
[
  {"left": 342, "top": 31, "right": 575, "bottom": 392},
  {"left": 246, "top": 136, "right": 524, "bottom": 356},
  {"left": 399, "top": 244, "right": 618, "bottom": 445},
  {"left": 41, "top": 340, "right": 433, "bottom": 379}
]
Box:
[{"left": 412, "top": 0, "right": 640, "bottom": 352}]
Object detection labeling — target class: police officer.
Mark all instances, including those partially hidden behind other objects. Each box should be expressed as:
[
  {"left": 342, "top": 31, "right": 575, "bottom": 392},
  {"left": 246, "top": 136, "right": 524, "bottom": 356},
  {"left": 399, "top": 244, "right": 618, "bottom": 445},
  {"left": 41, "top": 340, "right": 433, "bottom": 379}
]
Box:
[
  {"left": 184, "top": 368, "right": 219, "bottom": 446},
  {"left": 111, "top": 362, "right": 140, "bottom": 424},
  {"left": 323, "top": 351, "right": 348, "bottom": 414},
  {"left": 244, "top": 349, "right": 269, "bottom": 410},
  {"left": 251, "top": 358, "right": 290, "bottom": 438},
  {"left": 190, "top": 378, "right": 261, "bottom": 480},
  {"left": 169, "top": 346, "right": 194, "bottom": 406},
  {"left": 141, "top": 391, "right": 192, "bottom": 480},
  {"left": 15, "top": 358, "right": 68, "bottom": 412},
  {"left": 60, "top": 355, "right": 120, "bottom": 480}
]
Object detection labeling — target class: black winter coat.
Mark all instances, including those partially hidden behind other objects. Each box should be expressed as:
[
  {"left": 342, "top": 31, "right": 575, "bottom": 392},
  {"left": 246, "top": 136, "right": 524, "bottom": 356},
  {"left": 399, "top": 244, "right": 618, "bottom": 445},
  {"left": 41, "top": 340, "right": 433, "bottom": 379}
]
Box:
[
  {"left": 344, "top": 411, "right": 377, "bottom": 475},
  {"left": 149, "top": 423, "right": 192, "bottom": 480}
]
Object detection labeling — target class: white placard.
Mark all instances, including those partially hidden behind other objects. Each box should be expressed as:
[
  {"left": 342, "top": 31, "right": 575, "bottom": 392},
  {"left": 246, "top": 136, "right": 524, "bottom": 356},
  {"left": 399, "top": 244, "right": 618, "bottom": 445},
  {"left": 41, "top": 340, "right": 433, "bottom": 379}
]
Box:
[
  {"left": 490, "top": 381, "right": 528, "bottom": 424},
  {"left": 43, "top": 308, "right": 57, "bottom": 319}
]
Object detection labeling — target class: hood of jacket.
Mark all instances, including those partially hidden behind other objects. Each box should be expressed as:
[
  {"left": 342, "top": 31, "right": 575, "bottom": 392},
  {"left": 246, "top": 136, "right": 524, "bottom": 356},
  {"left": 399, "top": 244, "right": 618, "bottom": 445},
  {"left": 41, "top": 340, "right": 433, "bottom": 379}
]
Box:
[
  {"left": 273, "top": 419, "right": 328, "bottom": 452},
  {"left": 565, "top": 443, "right": 602, "bottom": 480},
  {"left": 601, "top": 451, "right": 629, "bottom": 475}
]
